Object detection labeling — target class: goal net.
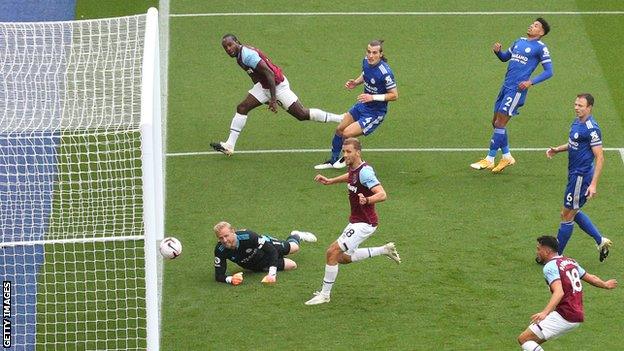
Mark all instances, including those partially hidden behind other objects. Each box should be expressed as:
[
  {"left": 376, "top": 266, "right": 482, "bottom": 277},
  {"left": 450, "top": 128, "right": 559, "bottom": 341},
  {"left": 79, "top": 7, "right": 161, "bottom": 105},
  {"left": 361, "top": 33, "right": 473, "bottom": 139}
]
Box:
[{"left": 0, "top": 8, "right": 163, "bottom": 350}]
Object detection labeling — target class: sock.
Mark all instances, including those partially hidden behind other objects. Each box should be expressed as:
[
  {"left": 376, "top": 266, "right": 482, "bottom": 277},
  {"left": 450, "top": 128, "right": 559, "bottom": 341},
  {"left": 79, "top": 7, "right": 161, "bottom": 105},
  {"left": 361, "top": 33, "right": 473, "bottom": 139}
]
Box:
[
  {"left": 286, "top": 234, "right": 301, "bottom": 245},
  {"left": 574, "top": 211, "right": 603, "bottom": 245},
  {"left": 225, "top": 113, "right": 247, "bottom": 148},
  {"left": 330, "top": 133, "right": 343, "bottom": 162},
  {"left": 321, "top": 264, "right": 338, "bottom": 295},
  {"left": 557, "top": 220, "right": 574, "bottom": 254},
  {"left": 521, "top": 340, "right": 544, "bottom": 351},
  {"left": 310, "top": 109, "right": 343, "bottom": 123},
  {"left": 350, "top": 246, "right": 387, "bottom": 262},
  {"left": 501, "top": 128, "right": 510, "bottom": 156},
  {"left": 487, "top": 128, "right": 505, "bottom": 158}
]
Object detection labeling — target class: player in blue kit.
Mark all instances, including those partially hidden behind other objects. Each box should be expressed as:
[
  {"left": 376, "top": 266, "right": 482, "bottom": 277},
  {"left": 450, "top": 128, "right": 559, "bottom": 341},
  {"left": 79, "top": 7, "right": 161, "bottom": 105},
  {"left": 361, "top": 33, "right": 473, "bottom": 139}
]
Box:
[
  {"left": 471, "top": 18, "right": 553, "bottom": 173},
  {"left": 314, "top": 40, "right": 398, "bottom": 170},
  {"left": 544, "top": 94, "right": 612, "bottom": 262}
]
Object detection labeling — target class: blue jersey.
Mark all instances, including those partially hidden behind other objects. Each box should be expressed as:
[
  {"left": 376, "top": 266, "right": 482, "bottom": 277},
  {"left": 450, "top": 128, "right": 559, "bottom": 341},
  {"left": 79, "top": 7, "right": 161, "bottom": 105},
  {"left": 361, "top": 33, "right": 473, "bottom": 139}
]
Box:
[
  {"left": 501, "top": 38, "right": 551, "bottom": 88},
  {"left": 361, "top": 58, "right": 396, "bottom": 112},
  {"left": 568, "top": 116, "right": 602, "bottom": 175}
]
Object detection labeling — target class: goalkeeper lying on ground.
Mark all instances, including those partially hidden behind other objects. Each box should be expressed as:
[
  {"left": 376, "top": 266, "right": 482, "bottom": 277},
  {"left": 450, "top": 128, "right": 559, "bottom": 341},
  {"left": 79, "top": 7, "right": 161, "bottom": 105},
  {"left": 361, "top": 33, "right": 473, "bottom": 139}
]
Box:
[{"left": 213, "top": 221, "right": 317, "bottom": 285}]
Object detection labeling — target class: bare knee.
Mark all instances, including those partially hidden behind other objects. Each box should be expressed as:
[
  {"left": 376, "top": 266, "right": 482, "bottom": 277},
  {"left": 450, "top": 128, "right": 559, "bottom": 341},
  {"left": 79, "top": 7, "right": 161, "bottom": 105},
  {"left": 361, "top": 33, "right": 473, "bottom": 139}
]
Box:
[{"left": 236, "top": 103, "right": 253, "bottom": 115}]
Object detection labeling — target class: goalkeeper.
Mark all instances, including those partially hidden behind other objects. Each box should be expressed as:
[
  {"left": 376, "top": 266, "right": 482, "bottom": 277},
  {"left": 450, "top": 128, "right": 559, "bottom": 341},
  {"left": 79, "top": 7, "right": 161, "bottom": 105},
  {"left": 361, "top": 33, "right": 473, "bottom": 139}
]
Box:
[{"left": 213, "top": 221, "right": 317, "bottom": 285}]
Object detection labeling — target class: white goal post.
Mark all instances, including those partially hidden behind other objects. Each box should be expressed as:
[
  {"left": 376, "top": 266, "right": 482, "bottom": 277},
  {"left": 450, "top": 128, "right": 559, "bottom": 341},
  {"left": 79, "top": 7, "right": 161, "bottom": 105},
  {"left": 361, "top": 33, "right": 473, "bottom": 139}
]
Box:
[{"left": 0, "top": 7, "right": 164, "bottom": 350}]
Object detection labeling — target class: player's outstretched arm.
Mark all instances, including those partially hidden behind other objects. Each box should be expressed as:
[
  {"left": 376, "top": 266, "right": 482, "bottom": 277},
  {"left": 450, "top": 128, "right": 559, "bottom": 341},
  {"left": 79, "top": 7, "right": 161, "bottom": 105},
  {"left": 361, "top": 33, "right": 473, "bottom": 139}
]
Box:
[
  {"left": 345, "top": 73, "right": 364, "bottom": 89},
  {"left": 582, "top": 273, "right": 618, "bottom": 289},
  {"left": 314, "top": 173, "right": 349, "bottom": 185},
  {"left": 546, "top": 143, "right": 569, "bottom": 159}
]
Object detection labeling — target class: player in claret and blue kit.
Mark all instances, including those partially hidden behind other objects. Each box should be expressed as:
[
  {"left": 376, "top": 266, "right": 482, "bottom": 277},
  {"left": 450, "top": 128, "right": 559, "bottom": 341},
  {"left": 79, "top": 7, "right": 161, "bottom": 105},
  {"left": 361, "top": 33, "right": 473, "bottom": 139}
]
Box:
[
  {"left": 314, "top": 40, "right": 398, "bottom": 170},
  {"left": 210, "top": 34, "right": 342, "bottom": 156},
  {"left": 517, "top": 236, "right": 617, "bottom": 351},
  {"left": 471, "top": 18, "right": 553, "bottom": 173}
]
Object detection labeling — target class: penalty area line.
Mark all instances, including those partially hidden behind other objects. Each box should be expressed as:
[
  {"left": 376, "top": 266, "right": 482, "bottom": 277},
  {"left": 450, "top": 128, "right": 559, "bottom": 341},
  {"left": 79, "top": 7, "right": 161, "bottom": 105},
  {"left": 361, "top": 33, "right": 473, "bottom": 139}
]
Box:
[{"left": 166, "top": 147, "right": 624, "bottom": 157}]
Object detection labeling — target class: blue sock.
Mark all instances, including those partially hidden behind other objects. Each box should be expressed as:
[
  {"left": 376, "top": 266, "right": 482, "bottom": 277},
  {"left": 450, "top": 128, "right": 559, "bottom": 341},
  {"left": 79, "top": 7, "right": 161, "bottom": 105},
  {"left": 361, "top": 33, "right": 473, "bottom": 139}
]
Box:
[
  {"left": 500, "top": 128, "right": 509, "bottom": 154},
  {"left": 574, "top": 211, "right": 603, "bottom": 245},
  {"left": 488, "top": 128, "right": 505, "bottom": 158},
  {"left": 330, "top": 133, "right": 343, "bottom": 162},
  {"left": 557, "top": 221, "right": 574, "bottom": 254}
]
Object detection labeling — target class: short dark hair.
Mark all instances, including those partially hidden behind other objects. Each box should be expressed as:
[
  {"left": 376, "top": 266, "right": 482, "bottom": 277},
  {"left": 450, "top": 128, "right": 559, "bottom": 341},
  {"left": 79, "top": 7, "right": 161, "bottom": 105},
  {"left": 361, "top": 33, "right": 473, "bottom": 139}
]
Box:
[
  {"left": 577, "top": 93, "right": 595, "bottom": 107},
  {"left": 222, "top": 33, "right": 239, "bottom": 43},
  {"left": 535, "top": 17, "right": 550, "bottom": 36},
  {"left": 537, "top": 235, "right": 558, "bottom": 253}
]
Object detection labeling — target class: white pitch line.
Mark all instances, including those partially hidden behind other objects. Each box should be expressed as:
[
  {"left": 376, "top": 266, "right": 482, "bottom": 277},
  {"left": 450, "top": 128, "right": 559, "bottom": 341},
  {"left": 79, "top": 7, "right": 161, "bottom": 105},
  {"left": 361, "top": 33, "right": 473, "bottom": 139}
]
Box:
[
  {"left": 170, "top": 11, "right": 624, "bottom": 18},
  {"left": 166, "top": 147, "right": 624, "bottom": 157}
]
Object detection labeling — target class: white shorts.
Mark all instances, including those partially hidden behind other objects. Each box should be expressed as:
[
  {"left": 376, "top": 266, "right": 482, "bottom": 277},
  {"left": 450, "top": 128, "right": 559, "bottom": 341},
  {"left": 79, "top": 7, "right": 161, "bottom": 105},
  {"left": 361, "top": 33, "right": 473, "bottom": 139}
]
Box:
[
  {"left": 529, "top": 311, "right": 580, "bottom": 340},
  {"left": 248, "top": 76, "right": 299, "bottom": 109},
  {"left": 336, "top": 222, "right": 377, "bottom": 255}
]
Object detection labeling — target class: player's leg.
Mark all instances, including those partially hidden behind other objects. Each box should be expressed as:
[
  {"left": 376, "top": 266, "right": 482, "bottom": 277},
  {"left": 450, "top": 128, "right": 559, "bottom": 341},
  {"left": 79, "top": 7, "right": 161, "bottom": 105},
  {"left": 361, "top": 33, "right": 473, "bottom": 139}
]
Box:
[
  {"left": 492, "top": 90, "right": 526, "bottom": 172},
  {"left": 517, "top": 328, "right": 545, "bottom": 351},
  {"left": 571, "top": 175, "right": 612, "bottom": 261},
  {"left": 210, "top": 86, "right": 264, "bottom": 155},
  {"left": 471, "top": 88, "right": 506, "bottom": 169},
  {"left": 522, "top": 311, "right": 580, "bottom": 349},
  {"left": 558, "top": 207, "right": 578, "bottom": 255},
  {"left": 276, "top": 78, "right": 342, "bottom": 123},
  {"left": 314, "top": 112, "right": 355, "bottom": 170}
]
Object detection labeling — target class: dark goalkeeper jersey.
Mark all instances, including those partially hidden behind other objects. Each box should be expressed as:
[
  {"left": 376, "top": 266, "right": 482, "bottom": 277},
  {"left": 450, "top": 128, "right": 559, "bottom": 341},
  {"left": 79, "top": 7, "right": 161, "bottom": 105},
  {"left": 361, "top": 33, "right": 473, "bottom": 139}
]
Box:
[{"left": 213, "top": 230, "right": 279, "bottom": 282}]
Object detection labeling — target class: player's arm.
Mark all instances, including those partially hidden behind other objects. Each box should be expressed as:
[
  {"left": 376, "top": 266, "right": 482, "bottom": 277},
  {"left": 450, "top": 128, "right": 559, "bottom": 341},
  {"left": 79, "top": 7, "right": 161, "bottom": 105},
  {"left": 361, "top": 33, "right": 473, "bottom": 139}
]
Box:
[
  {"left": 586, "top": 145, "right": 604, "bottom": 198},
  {"left": 256, "top": 235, "right": 279, "bottom": 284},
  {"left": 345, "top": 73, "right": 364, "bottom": 89},
  {"left": 531, "top": 279, "right": 564, "bottom": 324},
  {"left": 546, "top": 143, "right": 569, "bottom": 159},
  {"left": 214, "top": 247, "right": 243, "bottom": 285},
  {"left": 520, "top": 45, "right": 553, "bottom": 90},
  {"left": 493, "top": 42, "right": 511, "bottom": 61},
  {"left": 358, "top": 184, "right": 387, "bottom": 205},
  {"left": 314, "top": 172, "right": 349, "bottom": 185},
  {"left": 358, "top": 87, "right": 398, "bottom": 103},
  {"left": 581, "top": 272, "right": 618, "bottom": 289},
  {"left": 255, "top": 60, "right": 278, "bottom": 112}
]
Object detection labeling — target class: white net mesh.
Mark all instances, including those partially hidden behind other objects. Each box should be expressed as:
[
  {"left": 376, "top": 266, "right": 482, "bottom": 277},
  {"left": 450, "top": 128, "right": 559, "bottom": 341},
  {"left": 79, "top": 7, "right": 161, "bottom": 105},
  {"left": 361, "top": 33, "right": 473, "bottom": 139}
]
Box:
[{"left": 0, "top": 14, "right": 151, "bottom": 350}]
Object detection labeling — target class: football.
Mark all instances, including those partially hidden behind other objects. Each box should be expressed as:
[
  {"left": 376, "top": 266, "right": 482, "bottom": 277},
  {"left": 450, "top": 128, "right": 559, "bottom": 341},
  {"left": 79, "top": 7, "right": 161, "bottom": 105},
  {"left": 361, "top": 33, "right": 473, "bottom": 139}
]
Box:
[{"left": 159, "top": 237, "right": 182, "bottom": 259}]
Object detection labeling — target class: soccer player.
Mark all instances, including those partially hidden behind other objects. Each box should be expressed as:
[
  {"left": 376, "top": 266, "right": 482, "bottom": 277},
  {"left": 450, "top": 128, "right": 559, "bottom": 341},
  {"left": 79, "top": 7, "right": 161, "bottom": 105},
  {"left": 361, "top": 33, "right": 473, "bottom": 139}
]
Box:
[
  {"left": 305, "top": 138, "right": 401, "bottom": 305},
  {"left": 314, "top": 40, "right": 398, "bottom": 170},
  {"left": 545, "top": 94, "right": 612, "bottom": 261},
  {"left": 210, "top": 34, "right": 342, "bottom": 156},
  {"left": 471, "top": 18, "right": 553, "bottom": 173},
  {"left": 517, "top": 235, "right": 617, "bottom": 351},
  {"left": 213, "top": 221, "right": 317, "bottom": 285}
]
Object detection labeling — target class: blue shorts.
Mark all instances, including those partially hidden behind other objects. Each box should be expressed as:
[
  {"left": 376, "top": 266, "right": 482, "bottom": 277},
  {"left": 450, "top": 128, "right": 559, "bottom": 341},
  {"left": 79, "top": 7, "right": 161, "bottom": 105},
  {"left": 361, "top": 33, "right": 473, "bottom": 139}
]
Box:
[
  {"left": 563, "top": 173, "right": 592, "bottom": 209},
  {"left": 493, "top": 85, "right": 527, "bottom": 116},
  {"left": 348, "top": 102, "right": 387, "bottom": 136}
]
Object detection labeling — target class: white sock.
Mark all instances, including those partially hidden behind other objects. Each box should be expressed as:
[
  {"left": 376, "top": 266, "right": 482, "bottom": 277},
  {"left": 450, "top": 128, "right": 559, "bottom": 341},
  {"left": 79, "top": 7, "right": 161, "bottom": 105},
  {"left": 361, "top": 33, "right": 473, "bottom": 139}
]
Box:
[
  {"left": 225, "top": 113, "right": 247, "bottom": 148},
  {"left": 521, "top": 341, "right": 543, "bottom": 351},
  {"left": 350, "top": 246, "right": 386, "bottom": 262},
  {"left": 502, "top": 152, "right": 512, "bottom": 158},
  {"left": 486, "top": 155, "right": 495, "bottom": 163},
  {"left": 320, "top": 264, "right": 338, "bottom": 295},
  {"left": 309, "top": 108, "right": 343, "bottom": 123}
]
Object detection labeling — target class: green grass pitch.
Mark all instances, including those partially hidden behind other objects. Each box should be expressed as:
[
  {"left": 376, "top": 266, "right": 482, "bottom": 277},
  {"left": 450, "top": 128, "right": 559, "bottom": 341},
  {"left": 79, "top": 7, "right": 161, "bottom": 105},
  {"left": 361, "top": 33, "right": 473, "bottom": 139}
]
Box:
[{"left": 79, "top": 1, "right": 624, "bottom": 350}]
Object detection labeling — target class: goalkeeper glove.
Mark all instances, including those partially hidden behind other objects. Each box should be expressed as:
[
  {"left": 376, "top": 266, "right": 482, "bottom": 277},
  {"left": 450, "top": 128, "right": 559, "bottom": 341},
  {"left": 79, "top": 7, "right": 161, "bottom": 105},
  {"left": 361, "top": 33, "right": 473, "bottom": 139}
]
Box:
[
  {"left": 226, "top": 272, "right": 244, "bottom": 286},
  {"left": 261, "top": 266, "right": 277, "bottom": 285}
]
